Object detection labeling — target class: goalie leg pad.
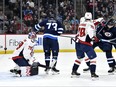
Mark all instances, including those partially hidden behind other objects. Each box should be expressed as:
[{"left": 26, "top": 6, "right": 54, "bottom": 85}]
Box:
[{"left": 30, "top": 63, "right": 39, "bottom": 76}]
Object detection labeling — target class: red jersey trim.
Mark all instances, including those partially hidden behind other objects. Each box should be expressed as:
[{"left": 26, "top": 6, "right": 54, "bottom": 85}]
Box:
[
  {"left": 12, "top": 56, "right": 23, "bottom": 60},
  {"left": 79, "top": 40, "right": 92, "bottom": 46}
]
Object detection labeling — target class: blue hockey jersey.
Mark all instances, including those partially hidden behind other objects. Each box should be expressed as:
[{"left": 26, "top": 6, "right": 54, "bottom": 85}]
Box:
[
  {"left": 34, "top": 18, "right": 64, "bottom": 40},
  {"left": 97, "top": 26, "right": 116, "bottom": 40}
]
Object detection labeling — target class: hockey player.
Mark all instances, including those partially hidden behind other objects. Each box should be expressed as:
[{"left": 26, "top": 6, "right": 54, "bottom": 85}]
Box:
[
  {"left": 10, "top": 31, "right": 38, "bottom": 76},
  {"left": 83, "top": 19, "right": 116, "bottom": 74},
  {"left": 34, "top": 13, "right": 64, "bottom": 74},
  {"left": 71, "top": 12, "right": 99, "bottom": 79}
]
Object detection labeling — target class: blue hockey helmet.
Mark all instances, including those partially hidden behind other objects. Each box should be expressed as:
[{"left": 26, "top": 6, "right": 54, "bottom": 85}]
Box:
[{"left": 108, "top": 19, "right": 115, "bottom": 25}]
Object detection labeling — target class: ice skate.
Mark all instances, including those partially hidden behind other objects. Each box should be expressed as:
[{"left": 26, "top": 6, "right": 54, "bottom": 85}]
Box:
[
  {"left": 83, "top": 67, "right": 90, "bottom": 73},
  {"left": 10, "top": 69, "right": 22, "bottom": 77},
  {"left": 10, "top": 69, "right": 17, "bottom": 73},
  {"left": 91, "top": 73, "right": 99, "bottom": 81},
  {"left": 71, "top": 71, "right": 80, "bottom": 78},
  {"left": 114, "top": 64, "right": 116, "bottom": 71},
  {"left": 51, "top": 67, "right": 60, "bottom": 75},
  {"left": 108, "top": 67, "right": 115, "bottom": 75},
  {"left": 44, "top": 68, "right": 50, "bottom": 74}
]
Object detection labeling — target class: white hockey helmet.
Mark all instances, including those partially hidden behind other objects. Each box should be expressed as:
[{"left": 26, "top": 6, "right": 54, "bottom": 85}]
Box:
[
  {"left": 84, "top": 12, "right": 92, "bottom": 20},
  {"left": 80, "top": 17, "right": 85, "bottom": 23},
  {"left": 28, "top": 32, "right": 37, "bottom": 41}
]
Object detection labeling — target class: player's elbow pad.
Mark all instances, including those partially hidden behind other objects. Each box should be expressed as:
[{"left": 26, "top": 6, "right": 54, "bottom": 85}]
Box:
[{"left": 33, "top": 25, "right": 40, "bottom": 32}]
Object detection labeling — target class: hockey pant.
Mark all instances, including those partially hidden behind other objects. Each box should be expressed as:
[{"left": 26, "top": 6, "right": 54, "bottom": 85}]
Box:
[{"left": 12, "top": 56, "right": 38, "bottom": 76}]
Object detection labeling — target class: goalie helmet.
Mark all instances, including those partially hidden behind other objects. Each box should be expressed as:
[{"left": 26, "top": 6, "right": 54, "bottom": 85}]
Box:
[
  {"left": 28, "top": 32, "right": 37, "bottom": 41},
  {"left": 84, "top": 12, "right": 92, "bottom": 20}
]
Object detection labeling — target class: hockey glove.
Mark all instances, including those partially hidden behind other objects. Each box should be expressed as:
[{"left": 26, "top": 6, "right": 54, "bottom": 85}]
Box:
[
  {"left": 27, "top": 57, "right": 36, "bottom": 65},
  {"left": 92, "top": 36, "right": 99, "bottom": 43}
]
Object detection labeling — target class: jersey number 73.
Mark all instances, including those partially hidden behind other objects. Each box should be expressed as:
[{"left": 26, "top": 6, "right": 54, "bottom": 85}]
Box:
[{"left": 46, "top": 23, "right": 58, "bottom": 31}]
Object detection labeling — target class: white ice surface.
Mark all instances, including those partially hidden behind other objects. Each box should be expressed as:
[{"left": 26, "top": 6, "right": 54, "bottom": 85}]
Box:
[{"left": 0, "top": 52, "right": 116, "bottom": 86}]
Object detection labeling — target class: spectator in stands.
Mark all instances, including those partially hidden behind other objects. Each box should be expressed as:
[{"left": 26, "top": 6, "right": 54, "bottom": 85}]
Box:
[
  {"left": 2, "top": 0, "right": 115, "bottom": 34},
  {"left": 9, "top": 0, "right": 17, "bottom": 10},
  {"left": 26, "top": 0, "right": 34, "bottom": 8},
  {"left": 63, "top": 16, "right": 72, "bottom": 34},
  {"left": 107, "top": 1, "right": 114, "bottom": 17},
  {"left": 100, "top": 7, "right": 108, "bottom": 18},
  {"left": 23, "top": 6, "right": 33, "bottom": 27},
  {"left": 70, "top": 16, "right": 79, "bottom": 34},
  {"left": 12, "top": 2, "right": 20, "bottom": 17}
]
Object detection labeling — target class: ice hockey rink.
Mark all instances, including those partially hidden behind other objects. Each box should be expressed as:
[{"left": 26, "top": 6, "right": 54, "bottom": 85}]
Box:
[{"left": 0, "top": 52, "right": 116, "bottom": 87}]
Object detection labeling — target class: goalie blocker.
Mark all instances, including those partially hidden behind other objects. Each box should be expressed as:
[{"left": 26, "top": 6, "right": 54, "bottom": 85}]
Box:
[
  {"left": 30, "top": 62, "right": 39, "bottom": 76},
  {"left": 30, "top": 62, "right": 51, "bottom": 76}
]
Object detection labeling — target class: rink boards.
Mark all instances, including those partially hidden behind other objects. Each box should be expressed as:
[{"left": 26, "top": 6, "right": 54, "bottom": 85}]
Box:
[{"left": 0, "top": 34, "right": 115, "bottom": 54}]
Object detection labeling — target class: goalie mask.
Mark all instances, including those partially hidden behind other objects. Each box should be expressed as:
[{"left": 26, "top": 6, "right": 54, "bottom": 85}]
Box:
[{"left": 28, "top": 32, "right": 37, "bottom": 42}]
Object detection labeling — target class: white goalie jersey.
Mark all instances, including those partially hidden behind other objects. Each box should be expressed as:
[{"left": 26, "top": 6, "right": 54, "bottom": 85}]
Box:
[{"left": 12, "top": 38, "right": 37, "bottom": 60}]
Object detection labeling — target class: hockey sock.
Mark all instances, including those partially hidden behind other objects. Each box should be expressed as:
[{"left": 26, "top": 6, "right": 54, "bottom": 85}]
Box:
[
  {"left": 72, "top": 59, "right": 82, "bottom": 72},
  {"left": 90, "top": 58, "right": 96, "bottom": 73},
  {"left": 85, "top": 58, "right": 90, "bottom": 67},
  {"left": 45, "top": 61, "right": 50, "bottom": 67},
  {"left": 50, "top": 59, "right": 57, "bottom": 68},
  {"left": 107, "top": 58, "right": 116, "bottom": 67},
  {"left": 45, "top": 56, "right": 50, "bottom": 67}
]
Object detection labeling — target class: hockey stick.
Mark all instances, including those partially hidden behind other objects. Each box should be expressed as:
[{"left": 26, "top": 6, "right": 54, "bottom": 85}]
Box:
[
  {"left": 100, "top": 38, "right": 116, "bottom": 45},
  {"left": 59, "top": 35, "right": 76, "bottom": 42},
  {"left": 97, "top": 11, "right": 116, "bottom": 35},
  {"left": 38, "top": 63, "right": 51, "bottom": 69},
  {"left": 60, "top": 35, "right": 75, "bottom": 38},
  {"left": 32, "top": 62, "right": 51, "bottom": 69}
]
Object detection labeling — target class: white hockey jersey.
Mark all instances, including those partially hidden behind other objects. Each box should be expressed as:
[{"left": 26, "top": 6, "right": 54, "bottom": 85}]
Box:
[
  {"left": 12, "top": 38, "right": 37, "bottom": 60},
  {"left": 76, "top": 20, "right": 96, "bottom": 46}
]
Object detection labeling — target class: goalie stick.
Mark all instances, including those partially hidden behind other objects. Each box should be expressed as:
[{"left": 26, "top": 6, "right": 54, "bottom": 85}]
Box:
[
  {"left": 32, "top": 62, "right": 51, "bottom": 69},
  {"left": 38, "top": 63, "right": 51, "bottom": 69}
]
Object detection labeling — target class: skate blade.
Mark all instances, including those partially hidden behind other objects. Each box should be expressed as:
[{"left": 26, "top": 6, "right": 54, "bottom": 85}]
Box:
[
  {"left": 91, "top": 77, "right": 99, "bottom": 81},
  {"left": 83, "top": 71, "right": 89, "bottom": 73},
  {"left": 45, "top": 71, "right": 49, "bottom": 74},
  {"left": 12, "top": 73, "right": 21, "bottom": 77},
  {"left": 52, "top": 72, "right": 60, "bottom": 75},
  {"left": 108, "top": 72, "right": 115, "bottom": 75},
  {"left": 71, "top": 75, "right": 80, "bottom": 78},
  {"left": 45, "top": 70, "right": 50, "bottom": 74}
]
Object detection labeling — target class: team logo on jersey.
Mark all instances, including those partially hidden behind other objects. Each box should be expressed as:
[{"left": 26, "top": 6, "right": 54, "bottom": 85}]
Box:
[{"left": 104, "top": 32, "right": 112, "bottom": 37}]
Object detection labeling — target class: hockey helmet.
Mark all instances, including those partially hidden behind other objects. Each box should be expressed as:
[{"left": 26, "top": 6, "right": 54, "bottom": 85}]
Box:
[
  {"left": 84, "top": 12, "right": 92, "bottom": 20},
  {"left": 108, "top": 19, "right": 115, "bottom": 25},
  {"left": 28, "top": 32, "right": 37, "bottom": 41},
  {"left": 107, "top": 19, "right": 115, "bottom": 28}
]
